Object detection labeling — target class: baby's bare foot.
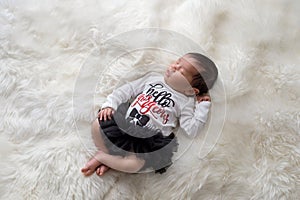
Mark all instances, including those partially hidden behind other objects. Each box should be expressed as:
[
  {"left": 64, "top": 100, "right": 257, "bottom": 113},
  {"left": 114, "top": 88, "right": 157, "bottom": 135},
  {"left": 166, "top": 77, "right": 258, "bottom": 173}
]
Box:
[
  {"left": 96, "top": 165, "right": 110, "bottom": 176},
  {"left": 81, "top": 157, "right": 102, "bottom": 176}
]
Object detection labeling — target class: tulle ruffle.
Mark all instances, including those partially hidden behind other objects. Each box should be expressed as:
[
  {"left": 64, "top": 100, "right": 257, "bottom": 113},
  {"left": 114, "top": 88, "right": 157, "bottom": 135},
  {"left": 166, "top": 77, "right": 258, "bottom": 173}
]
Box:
[{"left": 98, "top": 103, "right": 178, "bottom": 174}]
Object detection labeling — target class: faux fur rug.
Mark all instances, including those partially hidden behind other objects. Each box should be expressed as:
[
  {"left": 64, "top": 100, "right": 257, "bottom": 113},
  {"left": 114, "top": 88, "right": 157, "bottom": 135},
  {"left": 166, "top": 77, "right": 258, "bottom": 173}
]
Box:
[{"left": 1, "top": 0, "right": 299, "bottom": 199}]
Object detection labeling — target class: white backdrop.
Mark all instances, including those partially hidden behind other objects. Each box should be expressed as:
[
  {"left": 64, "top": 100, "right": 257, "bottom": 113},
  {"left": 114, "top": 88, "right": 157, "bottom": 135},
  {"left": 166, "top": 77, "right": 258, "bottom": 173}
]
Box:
[{"left": 0, "top": 0, "right": 299, "bottom": 199}]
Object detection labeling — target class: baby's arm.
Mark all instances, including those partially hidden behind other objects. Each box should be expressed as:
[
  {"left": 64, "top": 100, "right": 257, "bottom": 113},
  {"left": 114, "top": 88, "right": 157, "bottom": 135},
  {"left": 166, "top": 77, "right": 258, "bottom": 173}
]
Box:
[{"left": 179, "top": 98, "right": 211, "bottom": 138}]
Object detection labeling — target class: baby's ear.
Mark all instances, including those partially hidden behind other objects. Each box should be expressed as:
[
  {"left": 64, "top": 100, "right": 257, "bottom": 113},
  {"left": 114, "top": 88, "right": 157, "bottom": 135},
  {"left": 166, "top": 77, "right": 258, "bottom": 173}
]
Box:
[{"left": 193, "top": 88, "right": 200, "bottom": 95}]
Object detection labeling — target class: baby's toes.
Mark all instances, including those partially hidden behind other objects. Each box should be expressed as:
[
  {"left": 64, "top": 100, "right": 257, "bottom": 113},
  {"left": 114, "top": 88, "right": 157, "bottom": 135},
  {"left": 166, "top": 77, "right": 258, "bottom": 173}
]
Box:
[{"left": 96, "top": 167, "right": 101, "bottom": 176}]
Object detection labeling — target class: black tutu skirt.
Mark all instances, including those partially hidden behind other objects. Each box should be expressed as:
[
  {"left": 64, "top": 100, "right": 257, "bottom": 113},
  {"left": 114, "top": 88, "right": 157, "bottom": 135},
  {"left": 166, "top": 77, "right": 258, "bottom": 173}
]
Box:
[{"left": 98, "top": 103, "right": 178, "bottom": 174}]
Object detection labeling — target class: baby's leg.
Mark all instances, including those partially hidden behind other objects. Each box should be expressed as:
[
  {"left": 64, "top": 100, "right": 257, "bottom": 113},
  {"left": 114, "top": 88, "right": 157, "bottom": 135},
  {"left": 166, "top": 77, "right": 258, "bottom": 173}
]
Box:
[
  {"left": 91, "top": 118, "right": 109, "bottom": 153},
  {"left": 91, "top": 119, "right": 145, "bottom": 173},
  {"left": 81, "top": 119, "right": 110, "bottom": 176},
  {"left": 94, "top": 151, "right": 145, "bottom": 173},
  {"left": 92, "top": 118, "right": 111, "bottom": 175}
]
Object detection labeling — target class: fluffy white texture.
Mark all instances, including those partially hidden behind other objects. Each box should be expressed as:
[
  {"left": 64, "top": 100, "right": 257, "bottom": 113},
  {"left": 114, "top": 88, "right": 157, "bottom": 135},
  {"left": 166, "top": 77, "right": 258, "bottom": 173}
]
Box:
[{"left": 0, "top": 0, "right": 299, "bottom": 199}]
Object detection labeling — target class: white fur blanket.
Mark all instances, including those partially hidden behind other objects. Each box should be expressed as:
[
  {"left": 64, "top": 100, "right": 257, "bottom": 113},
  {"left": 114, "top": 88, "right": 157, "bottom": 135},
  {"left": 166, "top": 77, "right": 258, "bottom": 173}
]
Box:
[{"left": 1, "top": 0, "right": 299, "bottom": 199}]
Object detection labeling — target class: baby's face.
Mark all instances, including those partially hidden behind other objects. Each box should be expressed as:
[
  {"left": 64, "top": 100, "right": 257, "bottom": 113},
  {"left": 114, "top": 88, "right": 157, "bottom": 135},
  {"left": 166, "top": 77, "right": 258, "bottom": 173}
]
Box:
[{"left": 164, "top": 55, "right": 200, "bottom": 95}]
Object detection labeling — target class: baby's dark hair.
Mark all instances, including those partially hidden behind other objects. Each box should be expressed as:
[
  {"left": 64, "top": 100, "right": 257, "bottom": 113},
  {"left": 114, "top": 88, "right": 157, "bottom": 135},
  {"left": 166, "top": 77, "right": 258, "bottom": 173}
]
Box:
[{"left": 186, "top": 52, "right": 218, "bottom": 95}]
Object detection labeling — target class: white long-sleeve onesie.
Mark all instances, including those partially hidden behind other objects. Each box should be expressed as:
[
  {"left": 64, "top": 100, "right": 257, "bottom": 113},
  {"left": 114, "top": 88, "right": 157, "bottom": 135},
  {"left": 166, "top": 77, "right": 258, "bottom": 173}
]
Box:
[{"left": 101, "top": 72, "right": 211, "bottom": 138}]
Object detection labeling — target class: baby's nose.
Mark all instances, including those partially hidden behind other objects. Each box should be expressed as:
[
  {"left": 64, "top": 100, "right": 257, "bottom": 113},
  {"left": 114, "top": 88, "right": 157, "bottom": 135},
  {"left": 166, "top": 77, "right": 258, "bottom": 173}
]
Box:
[{"left": 171, "top": 64, "right": 179, "bottom": 70}]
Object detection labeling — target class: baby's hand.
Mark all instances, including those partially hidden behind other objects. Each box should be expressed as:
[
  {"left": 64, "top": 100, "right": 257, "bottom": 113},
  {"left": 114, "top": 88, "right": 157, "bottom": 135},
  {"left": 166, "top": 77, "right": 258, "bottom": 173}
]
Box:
[
  {"left": 98, "top": 107, "right": 114, "bottom": 121},
  {"left": 196, "top": 94, "right": 211, "bottom": 103}
]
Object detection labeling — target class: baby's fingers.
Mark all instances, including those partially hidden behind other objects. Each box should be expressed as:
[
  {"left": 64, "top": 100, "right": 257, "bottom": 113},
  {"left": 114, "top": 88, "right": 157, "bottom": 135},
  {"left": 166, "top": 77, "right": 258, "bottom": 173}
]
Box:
[
  {"left": 197, "top": 95, "right": 211, "bottom": 102},
  {"left": 103, "top": 109, "right": 109, "bottom": 121},
  {"left": 106, "top": 109, "right": 113, "bottom": 120},
  {"left": 99, "top": 109, "right": 107, "bottom": 121},
  {"left": 98, "top": 110, "right": 104, "bottom": 121},
  {"left": 198, "top": 98, "right": 204, "bottom": 102},
  {"left": 97, "top": 111, "right": 101, "bottom": 118},
  {"left": 99, "top": 108, "right": 114, "bottom": 121},
  {"left": 204, "top": 96, "right": 211, "bottom": 101}
]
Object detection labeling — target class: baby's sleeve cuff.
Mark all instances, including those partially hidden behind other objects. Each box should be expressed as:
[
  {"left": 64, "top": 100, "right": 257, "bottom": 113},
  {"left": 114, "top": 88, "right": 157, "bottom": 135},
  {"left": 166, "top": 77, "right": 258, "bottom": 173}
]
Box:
[
  {"left": 195, "top": 101, "right": 211, "bottom": 123},
  {"left": 101, "top": 102, "right": 117, "bottom": 110}
]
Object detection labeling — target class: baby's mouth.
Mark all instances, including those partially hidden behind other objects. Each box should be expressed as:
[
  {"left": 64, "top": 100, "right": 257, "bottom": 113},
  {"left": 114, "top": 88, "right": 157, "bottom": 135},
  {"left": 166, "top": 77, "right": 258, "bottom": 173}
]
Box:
[{"left": 166, "top": 69, "right": 174, "bottom": 77}]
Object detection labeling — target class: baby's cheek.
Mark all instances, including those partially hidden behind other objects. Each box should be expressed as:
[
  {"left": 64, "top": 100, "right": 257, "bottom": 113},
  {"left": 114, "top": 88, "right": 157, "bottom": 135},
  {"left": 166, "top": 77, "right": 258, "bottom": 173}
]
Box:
[{"left": 179, "top": 76, "right": 192, "bottom": 88}]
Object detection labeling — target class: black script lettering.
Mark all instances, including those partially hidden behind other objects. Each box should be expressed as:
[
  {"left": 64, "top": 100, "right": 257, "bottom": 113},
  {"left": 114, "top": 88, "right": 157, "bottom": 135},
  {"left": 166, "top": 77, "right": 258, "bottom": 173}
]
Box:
[{"left": 146, "top": 83, "right": 175, "bottom": 107}]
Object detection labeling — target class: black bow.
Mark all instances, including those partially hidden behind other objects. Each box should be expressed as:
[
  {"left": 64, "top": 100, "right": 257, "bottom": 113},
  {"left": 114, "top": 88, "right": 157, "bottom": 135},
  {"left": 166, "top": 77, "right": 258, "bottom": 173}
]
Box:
[{"left": 129, "top": 108, "right": 150, "bottom": 127}]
